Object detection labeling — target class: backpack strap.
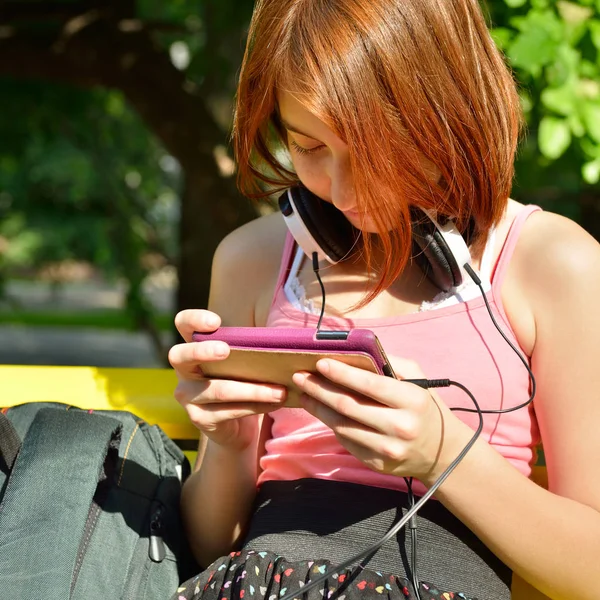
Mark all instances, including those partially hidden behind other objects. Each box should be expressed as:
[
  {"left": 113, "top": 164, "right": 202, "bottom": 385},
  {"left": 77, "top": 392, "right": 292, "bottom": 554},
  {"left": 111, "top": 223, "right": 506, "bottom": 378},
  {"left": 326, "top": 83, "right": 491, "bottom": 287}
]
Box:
[
  {"left": 0, "top": 411, "right": 21, "bottom": 475},
  {"left": 0, "top": 407, "right": 122, "bottom": 599}
]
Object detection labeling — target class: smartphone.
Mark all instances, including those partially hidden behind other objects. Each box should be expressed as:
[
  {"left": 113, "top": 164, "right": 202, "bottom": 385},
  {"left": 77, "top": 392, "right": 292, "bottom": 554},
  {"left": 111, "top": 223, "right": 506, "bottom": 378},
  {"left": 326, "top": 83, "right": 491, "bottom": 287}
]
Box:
[{"left": 191, "top": 327, "right": 395, "bottom": 408}]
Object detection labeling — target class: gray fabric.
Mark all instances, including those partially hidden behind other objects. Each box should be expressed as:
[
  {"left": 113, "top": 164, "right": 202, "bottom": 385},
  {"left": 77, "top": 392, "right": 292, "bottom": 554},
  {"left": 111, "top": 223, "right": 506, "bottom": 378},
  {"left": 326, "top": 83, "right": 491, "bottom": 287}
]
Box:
[
  {"left": 0, "top": 411, "right": 21, "bottom": 475},
  {"left": 244, "top": 479, "right": 511, "bottom": 600},
  {"left": 0, "top": 403, "right": 196, "bottom": 600},
  {"left": 0, "top": 408, "right": 121, "bottom": 599}
]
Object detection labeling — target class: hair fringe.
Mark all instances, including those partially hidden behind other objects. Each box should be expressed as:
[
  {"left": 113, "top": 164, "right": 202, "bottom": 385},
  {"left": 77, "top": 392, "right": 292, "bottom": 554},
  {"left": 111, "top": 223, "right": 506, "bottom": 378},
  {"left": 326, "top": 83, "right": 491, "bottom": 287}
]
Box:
[{"left": 233, "top": 0, "right": 522, "bottom": 306}]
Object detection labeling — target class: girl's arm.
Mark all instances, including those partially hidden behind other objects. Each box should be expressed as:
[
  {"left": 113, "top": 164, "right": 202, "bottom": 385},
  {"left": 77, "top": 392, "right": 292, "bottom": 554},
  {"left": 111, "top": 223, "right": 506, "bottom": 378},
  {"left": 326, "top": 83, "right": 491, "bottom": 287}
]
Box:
[
  {"left": 424, "top": 211, "right": 600, "bottom": 599},
  {"left": 175, "top": 214, "right": 287, "bottom": 567}
]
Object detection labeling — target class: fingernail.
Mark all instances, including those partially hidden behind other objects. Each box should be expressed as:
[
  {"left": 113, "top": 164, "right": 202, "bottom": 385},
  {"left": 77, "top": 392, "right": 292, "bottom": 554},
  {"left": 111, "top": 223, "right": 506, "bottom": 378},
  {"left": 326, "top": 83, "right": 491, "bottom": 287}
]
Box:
[
  {"left": 206, "top": 314, "right": 220, "bottom": 329},
  {"left": 213, "top": 343, "right": 228, "bottom": 357},
  {"left": 292, "top": 373, "right": 307, "bottom": 386},
  {"left": 316, "top": 360, "right": 330, "bottom": 374},
  {"left": 271, "top": 388, "right": 286, "bottom": 400}
]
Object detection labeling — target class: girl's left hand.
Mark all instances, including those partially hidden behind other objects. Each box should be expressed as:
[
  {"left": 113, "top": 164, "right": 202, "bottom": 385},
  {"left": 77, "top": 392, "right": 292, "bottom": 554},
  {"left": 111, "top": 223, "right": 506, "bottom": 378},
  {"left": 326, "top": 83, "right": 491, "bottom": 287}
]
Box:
[{"left": 292, "top": 358, "right": 472, "bottom": 484}]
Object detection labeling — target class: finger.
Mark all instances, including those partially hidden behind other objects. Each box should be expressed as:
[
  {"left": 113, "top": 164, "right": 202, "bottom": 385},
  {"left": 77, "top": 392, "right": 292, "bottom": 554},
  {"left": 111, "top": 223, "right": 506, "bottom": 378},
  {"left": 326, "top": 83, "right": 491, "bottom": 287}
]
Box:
[
  {"left": 189, "top": 377, "right": 287, "bottom": 405},
  {"left": 185, "top": 400, "right": 284, "bottom": 428},
  {"left": 300, "top": 395, "right": 410, "bottom": 469},
  {"left": 334, "top": 435, "right": 410, "bottom": 476},
  {"left": 168, "top": 341, "right": 231, "bottom": 377},
  {"left": 297, "top": 377, "right": 419, "bottom": 439},
  {"left": 174, "top": 309, "right": 221, "bottom": 342},
  {"left": 300, "top": 361, "right": 423, "bottom": 409}
]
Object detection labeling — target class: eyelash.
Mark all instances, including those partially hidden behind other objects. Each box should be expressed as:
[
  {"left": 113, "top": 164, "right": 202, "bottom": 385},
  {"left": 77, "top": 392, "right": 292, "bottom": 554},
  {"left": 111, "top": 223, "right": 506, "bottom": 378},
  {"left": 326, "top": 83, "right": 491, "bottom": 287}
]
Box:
[{"left": 290, "top": 140, "right": 324, "bottom": 156}]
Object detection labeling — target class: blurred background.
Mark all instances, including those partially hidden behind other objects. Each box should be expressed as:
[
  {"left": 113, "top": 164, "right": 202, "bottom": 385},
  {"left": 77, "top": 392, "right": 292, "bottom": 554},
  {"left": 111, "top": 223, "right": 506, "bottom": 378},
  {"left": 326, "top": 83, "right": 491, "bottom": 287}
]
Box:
[{"left": 0, "top": 0, "right": 598, "bottom": 369}]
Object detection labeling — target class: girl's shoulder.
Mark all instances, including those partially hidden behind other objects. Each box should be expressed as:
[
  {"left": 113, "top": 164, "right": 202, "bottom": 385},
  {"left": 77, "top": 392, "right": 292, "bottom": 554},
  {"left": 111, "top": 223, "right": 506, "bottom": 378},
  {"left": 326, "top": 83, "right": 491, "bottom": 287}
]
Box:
[
  {"left": 503, "top": 199, "right": 600, "bottom": 352},
  {"left": 210, "top": 211, "right": 288, "bottom": 325},
  {"left": 511, "top": 200, "right": 600, "bottom": 281},
  {"left": 214, "top": 210, "right": 288, "bottom": 264}
]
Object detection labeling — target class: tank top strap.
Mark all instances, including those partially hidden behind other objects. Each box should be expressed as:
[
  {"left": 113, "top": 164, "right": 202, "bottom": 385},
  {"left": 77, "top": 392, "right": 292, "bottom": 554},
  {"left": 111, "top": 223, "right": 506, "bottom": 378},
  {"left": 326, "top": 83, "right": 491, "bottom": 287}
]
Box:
[
  {"left": 491, "top": 204, "right": 542, "bottom": 293},
  {"left": 270, "top": 232, "right": 297, "bottom": 310}
]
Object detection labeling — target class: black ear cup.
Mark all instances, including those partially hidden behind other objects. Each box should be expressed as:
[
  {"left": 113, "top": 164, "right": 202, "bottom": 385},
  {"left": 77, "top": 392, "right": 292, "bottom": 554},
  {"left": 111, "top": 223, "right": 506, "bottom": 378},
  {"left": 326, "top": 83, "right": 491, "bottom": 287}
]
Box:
[
  {"left": 287, "top": 187, "right": 360, "bottom": 262},
  {"left": 410, "top": 207, "right": 463, "bottom": 292}
]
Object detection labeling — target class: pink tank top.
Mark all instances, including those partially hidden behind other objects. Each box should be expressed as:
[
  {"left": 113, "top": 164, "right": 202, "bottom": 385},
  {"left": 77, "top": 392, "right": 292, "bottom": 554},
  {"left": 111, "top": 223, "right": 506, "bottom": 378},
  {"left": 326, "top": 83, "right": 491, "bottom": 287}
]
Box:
[{"left": 258, "top": 207, "right": 541, "bottom": 496}]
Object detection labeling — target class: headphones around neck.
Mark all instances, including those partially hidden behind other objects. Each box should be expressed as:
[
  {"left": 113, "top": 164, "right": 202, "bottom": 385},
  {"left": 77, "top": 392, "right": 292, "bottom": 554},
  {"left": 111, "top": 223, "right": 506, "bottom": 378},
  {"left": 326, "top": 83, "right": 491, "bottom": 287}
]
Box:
[{"left": 278, "top": 186, "right": 473, "bottom": 293}]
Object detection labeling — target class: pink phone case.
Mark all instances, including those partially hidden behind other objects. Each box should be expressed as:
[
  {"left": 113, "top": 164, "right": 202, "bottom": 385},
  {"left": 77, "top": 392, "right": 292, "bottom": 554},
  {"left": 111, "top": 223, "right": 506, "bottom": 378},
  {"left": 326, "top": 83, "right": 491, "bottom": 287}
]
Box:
[{"left": 192, "top": 328, "right": 395, "bottom": 407}]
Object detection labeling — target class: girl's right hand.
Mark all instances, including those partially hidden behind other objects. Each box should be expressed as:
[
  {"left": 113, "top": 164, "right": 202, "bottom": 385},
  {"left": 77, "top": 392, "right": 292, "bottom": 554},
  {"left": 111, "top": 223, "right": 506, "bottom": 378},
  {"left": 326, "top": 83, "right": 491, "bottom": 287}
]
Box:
[{"left": 168, "top": 309, "right": 287, "bottom": 452}]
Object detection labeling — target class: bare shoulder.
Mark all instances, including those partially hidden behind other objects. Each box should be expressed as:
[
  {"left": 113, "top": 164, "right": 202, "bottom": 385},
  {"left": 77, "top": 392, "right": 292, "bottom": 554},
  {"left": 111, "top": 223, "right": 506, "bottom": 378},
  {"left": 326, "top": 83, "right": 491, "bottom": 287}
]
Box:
[
  {"left": 213, "top": 210, "right": 287, "bottom": 269},
  {"left": 515, "top": 206, "right": 600, "bottom": 289},
  {"left": 209, "top": 211, "right": 288, "bottom": 326},
  {"left": 509, "top": 204, "right": 600, "bottom": 346}
]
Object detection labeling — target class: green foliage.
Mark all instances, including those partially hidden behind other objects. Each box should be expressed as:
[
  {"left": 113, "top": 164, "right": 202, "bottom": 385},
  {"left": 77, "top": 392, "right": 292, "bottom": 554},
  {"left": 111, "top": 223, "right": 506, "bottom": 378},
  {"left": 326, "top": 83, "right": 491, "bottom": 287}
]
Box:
[
  {"left": 139, "top": 0, "right": 255, "bottom": 102},
  {"left": 0, "top": 81, "right": 179, "bottom": 276},
  {"left": 1, "top": 0, "right": 599, "bottom": 312},
  {"left": 0, "top": 79, "right": 180, "bottom": 350},
  {"left": 488, "top": 0, "right": 600, "bottom": 212}
]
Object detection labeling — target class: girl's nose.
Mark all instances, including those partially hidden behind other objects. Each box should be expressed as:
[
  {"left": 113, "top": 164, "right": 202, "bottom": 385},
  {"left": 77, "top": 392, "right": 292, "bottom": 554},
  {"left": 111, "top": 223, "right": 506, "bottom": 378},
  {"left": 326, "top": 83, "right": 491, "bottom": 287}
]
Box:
[{"left": 329, "top": 154, "right": 356, "bottom": 212}]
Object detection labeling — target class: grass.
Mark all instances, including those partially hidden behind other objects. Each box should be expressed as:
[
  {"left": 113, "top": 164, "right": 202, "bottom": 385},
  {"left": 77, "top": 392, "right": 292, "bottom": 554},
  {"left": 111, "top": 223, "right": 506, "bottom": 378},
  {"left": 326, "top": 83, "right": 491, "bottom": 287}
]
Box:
[{"left": 0, "top": 309, "right": 173, "bottom": 331}]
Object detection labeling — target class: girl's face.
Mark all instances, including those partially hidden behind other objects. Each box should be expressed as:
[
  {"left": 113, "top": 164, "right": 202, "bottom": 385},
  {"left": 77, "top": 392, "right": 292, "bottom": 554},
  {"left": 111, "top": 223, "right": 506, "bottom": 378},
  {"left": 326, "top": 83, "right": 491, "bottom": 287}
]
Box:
[
  {"left": 277, "top": 92, "right": 441, "bottom": 234},
  {"left": 277, "top": 91, "right": 379, "bottom": 233}
]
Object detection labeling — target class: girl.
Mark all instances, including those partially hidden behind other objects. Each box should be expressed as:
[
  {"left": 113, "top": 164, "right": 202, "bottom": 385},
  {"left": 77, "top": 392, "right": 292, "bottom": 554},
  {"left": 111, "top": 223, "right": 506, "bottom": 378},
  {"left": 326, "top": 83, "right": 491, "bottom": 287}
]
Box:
[{"left": 168, "top": 1, "right": 600, "bottom": 598}]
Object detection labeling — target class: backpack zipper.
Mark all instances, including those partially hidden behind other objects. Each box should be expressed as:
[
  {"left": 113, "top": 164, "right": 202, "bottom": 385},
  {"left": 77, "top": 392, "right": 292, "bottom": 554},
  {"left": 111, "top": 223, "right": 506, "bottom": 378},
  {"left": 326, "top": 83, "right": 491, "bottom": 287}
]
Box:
[{"left": 149, "top": 506, "right": 166, "bottom": 563}]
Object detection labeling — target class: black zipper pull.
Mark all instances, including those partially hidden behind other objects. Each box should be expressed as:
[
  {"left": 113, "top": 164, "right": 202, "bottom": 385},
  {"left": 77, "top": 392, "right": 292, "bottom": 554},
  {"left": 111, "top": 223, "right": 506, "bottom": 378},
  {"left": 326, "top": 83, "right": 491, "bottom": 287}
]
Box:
[{"left": 149, "top": 509, "right": 166, "bottom": 563}]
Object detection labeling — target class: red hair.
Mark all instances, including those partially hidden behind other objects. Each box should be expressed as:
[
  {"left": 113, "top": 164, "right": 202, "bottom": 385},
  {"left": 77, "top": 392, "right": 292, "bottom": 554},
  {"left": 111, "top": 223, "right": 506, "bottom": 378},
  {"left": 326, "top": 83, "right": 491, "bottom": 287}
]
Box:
[{"left": 233, "top": 0, "right": 522, "bottom": 301}]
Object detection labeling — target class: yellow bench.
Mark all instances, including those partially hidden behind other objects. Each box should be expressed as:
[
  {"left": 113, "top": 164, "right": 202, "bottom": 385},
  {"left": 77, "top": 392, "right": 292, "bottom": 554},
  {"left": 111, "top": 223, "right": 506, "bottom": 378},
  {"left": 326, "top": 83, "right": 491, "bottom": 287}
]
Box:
[
  {"left": 1, "top": 365, "right": 200, "bottom": 464},
  {"left": 1, "top": 365, "right": 549, "bottom": 599}
]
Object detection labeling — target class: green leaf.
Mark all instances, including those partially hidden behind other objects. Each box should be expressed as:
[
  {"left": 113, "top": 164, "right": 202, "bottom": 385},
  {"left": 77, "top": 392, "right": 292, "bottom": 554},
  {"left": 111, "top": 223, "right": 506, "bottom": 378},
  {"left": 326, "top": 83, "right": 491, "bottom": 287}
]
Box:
[
  {"left": 505, "top": 0, "right": 527, "bottom": 7},
  {"left": 582, "top": 102, "right": 600, "bottom": 143},
  {"left": 568, "top": 112, "right": 586, "bottom": 137},
  {"left": 541, "top": 85, "right": 576, "bottom": 116},
  {"left": 581, "top": 137, "right": 600, "bottom": 159},
  {"left": 589, "top": 21, "right": 600, "bottom": 51},
  {"left": 490, "top": 27, "right": 514, "bottom": 50},
  {"left": 538, "top": 116, "right": 572, "bottom": 159},
  {"left": 507, "top": 10, "right": 563, "bottom": 76},
  {"left": 546, "top": 44, "right": 580, "bottom": 88},
  {"left": 582, "top": 160, "right": 600, "bottom": 184},
  {"left": 557, "top": 1, "right": 594, "bottom": 25}
]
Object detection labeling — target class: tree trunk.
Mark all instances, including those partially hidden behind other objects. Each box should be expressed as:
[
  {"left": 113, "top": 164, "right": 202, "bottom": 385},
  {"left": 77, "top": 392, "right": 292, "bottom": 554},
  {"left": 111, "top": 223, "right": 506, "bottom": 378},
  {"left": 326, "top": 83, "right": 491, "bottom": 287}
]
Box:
[{"left": 178, "top": 165, "right": 257, "bottom": 314}]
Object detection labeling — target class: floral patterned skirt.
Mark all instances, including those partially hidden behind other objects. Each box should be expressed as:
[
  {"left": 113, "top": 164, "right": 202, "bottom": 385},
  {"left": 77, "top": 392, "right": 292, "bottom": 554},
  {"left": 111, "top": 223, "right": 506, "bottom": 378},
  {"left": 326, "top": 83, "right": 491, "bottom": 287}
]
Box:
[{"left": 173, "top": 549, "right": 476, "bottom": 600}]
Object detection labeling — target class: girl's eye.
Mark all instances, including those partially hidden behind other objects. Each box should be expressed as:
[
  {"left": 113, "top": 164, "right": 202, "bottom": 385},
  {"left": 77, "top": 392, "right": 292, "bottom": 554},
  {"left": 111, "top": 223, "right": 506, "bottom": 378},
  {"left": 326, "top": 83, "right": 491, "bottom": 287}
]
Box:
[{"left": 290, "top": 140, "right": 325, "bottom": 156}]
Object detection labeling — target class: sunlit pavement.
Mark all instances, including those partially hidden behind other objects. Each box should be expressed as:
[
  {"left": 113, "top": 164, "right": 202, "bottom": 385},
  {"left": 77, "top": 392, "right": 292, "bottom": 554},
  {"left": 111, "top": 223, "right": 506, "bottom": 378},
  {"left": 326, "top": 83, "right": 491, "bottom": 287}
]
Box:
[
  {"left": 0, "top": 278, "right": 175, "bottom": 368},
  {"left": 0, "top": 324, "right": 168, "bottom": 368}
]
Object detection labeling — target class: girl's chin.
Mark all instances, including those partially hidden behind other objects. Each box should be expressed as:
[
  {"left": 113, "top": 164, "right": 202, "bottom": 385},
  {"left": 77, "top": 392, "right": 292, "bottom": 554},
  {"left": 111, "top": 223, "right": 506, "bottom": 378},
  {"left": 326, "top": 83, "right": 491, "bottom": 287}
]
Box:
[{"left": 344, "top": 212, "right": 390, "bottom": 234}]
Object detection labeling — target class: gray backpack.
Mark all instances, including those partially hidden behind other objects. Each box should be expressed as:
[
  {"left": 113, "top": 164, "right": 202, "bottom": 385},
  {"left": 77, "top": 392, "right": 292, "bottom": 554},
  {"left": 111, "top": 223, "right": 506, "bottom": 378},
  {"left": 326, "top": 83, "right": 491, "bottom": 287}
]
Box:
[{"left": 0, "top": 402, "right": 199, "bottom": 600}]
